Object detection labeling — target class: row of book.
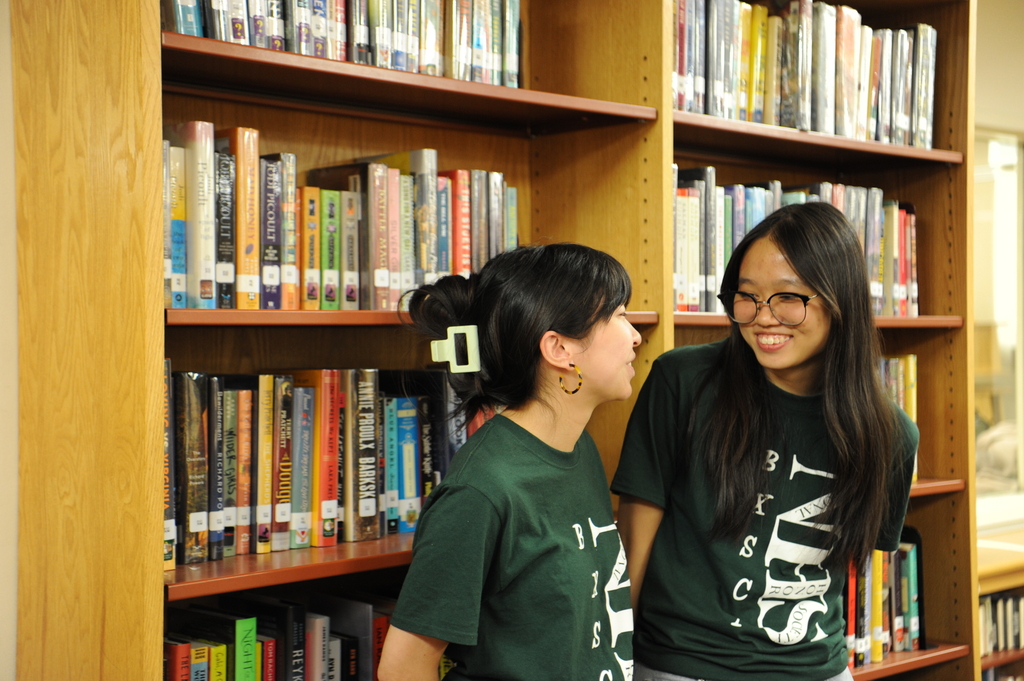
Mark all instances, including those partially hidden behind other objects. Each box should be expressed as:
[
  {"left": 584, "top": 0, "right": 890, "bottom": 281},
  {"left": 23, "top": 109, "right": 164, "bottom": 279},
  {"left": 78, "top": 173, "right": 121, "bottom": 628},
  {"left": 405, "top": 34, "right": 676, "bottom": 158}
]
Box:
[
  {"left": 983, "top": 672, "right": 1024, "bottom": 681},
  {"left": 162, "top": 123, "right": 518, "bottom": 310},
  {"left": 673, "top": 165, "right": 920, "bottom": 319},
  {"left": 161, "top": 0, "right": 521, "bottom": 88},
  {"left": 165, "top": 363, "right": 468, "bottom": 568},
  {"left": 981, "top": 591, "right": 1024, "bottom": 657},
  {"left": 164, "top": 589, "right": 397, "bottom": 681},
  {"left": 672, "top": 0, "right": 937, "bottom": 149},
  {"left": 845, "top": 529, "right": 924, "bottom": 669}
]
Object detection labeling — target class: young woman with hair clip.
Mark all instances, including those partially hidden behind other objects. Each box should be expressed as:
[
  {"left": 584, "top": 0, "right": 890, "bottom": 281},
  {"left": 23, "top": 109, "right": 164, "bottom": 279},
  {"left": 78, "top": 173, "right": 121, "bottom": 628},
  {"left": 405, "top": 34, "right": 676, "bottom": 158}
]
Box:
[
  {"left": 613, "top": 202, "right": 918, "bottom": 681},
  {"left": 378, "top": 243, "right": 640, "bottom": 681}
]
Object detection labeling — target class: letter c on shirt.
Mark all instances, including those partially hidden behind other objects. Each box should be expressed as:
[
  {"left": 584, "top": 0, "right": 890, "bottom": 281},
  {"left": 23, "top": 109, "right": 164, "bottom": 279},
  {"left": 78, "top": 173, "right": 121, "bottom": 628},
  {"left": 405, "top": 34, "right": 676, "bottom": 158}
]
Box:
[{"left": 733, "top": 578, "right": 753, "bottom": 601}]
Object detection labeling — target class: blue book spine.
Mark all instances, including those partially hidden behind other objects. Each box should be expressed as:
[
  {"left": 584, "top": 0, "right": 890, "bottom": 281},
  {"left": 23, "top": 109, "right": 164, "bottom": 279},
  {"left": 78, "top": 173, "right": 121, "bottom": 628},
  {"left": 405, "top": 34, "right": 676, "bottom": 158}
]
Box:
[
  {"left": 437, "top": 176, "right": 451, "bottom": 276},
  {"left": 396, "top": 396, "right": 421, "bottom": 532},
  {"left": 724, "top": 185, "right": 745, "bottom": 253},
  {"left": 385, "top": 398, "right": 399, "bottom": 534},
  {"left": 290, "top": 387, "right": 314, "bottom": 548},
  {"left": 171, "top": 217, "right": 187, "bottom": 308},
  {"left": 745, "top": 187, "right": 756, "bottom": 235},
  {"left": 175, "top": 0, "right": 204, "bottom": 36}
]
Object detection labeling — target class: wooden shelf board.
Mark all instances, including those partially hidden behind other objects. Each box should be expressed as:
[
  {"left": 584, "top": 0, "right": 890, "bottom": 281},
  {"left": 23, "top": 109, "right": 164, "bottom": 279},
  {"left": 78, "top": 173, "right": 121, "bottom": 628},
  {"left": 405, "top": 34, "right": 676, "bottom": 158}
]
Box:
[
  {"left": 983, "top": 648, "right": 1024, "bottom": 670},
  {"left": 909, "top": 478, "right": 966, "bottom": 497},
  {"left": 166, "top": 309, "right": 659, "bottom": 327},
  {"left": 674, "top": 313, "right": 964, "bottom": 329},
  {"left": 850, "top": 644, "right": 971, "bottom": 680},
  {"left": 165, "top": 533, "right": 414, "bottom": 601},
  {"left": 673, "top": 111, "right": 963, "bottom": 170},
  {"left": 162, "top": 32, "right": 657, "bottom": 136}
]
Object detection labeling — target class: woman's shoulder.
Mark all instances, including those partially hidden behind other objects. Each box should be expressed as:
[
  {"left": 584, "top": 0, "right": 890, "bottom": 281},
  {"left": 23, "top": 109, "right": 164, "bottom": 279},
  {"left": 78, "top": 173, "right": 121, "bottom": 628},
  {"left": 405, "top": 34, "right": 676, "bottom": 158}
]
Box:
[
  {"left": 651, "top": 339, "right": 726, "bottom": 380},
  {"left": 893, "top": 405, "right": 921, "bottom": 459}
]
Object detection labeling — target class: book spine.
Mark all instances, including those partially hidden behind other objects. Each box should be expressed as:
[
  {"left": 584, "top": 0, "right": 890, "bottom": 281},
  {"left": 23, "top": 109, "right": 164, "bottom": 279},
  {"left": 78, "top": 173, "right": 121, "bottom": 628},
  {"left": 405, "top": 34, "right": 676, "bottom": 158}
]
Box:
[
  {"left": 502, "top": 0, "right": 519, "bottom": 87},
  {"left": 436, "top": 175, "right": 451, "bottom": 276},
  {"left": 348, "top": 0, "right": 370, "bottom": 64},
  {"left": 488, "top": 0, "right": 502, "bottom": 84},
  {"left": 393, "top": 0, "right": 409, "bottom": 71},
  {"left": 340, "top": 190, "right": 361, "bottom": 310},
  {"left": 215, "top": 127, "right": 261, "bottom": 309},
  {"left": 214, "top": 151, "right": 237, "bottom": 309},
  {"left": 278, "top": 153, "right": 300, "bottom": 310},
  {"left": 285, "top": 0, "right": 313, "bottom": 55},
  {"left": 207, "top": 376, "right": 226, "bottom": 561},
  {"left": 386, "top": 168, "right": 402, "bottom": 310},
  {"left": 471, "top": 0, "right": 489, "bottom": 83},
  {"left": 487, "top": 171, "right": 504, "bottom": 260},
  {"left": 163, "top": 140, "right": 173, "bottom": 308},
  {"left": 470, "top": 169, "right": 488, "bottom": 272},
  {"left": 290, "top": 386, "right": 314, "bottom": 549},
  {"left": 395, "top": 396, "right": 421, "bottom": 532},
  {"left": 344, "top": 369, "right": 380, "bottom": 541},
  {"left": 311, "top": 0, "right": 329, "bottom": 57},
  {"left": 370, "top": 164, "right": 390, "bottom": 310},
  {"left": 416, "top": 395, "right": 435, "bottom": 501},
  {"left": 249, "top": 0, "right": 269, "bottom": 48},
  {"left": 222, "top": 388, "right": 238, "bottom": 558},
  {"left": 440, "top": 170, "right": 471, "bottom": 277},
  {"left": 328, "top": 0, "right": 347, "bottom": 61},
  {"left": 260, "top": 157, "right": 284, "bottom": 309},
  {"left": 228, "top": 0, "right": 250, "bottom": 43},
  {"left": 419, "top": 0, "right": 443, "bottom": 76},
  {"left": 384, "top": 397, "right": 399, "bottom": 534},
  {"left": 271, "top": 375, "right": 294, "bottom": 551},
  {"left": 267, "top": 0, "right": 286, "bottom": 49},
  {"left": 445, "top": 0, "right": 472, "bottom": 81},
  {"left": 235, "top": 389, "right": 253, "bottom": 555},
  {"left": 368, "top": 0, "right": 392, "bottom": 67},
  {"left": 320, "top": 189, "right": 342, "bottom": 311},
  {"left": 168, "top": 145, "right": 188, "bottom": 309},
  {"left": 174, "top": 371, "right": 209, "bottom": 564},
  {"left": 255, "top": 375, "right": 275, "bottom": 553},
  {"left": 300, "top": 186, "right": 322, "bottom": 310},
  {"left": 172, "top": 0, "right": 204, "bottom": 36},
  {"left": 399, "top": 174, "right": 416, "bottom": 299},
  {"left": 410, "top": 150, "right": 439, "bottom": 286},
  {"left": 871, "top": 549, "right": 884, "bottom": 662},
  {"left": 164, "top": 359, "right": 177, "bottom": 570},
  {"left": 204, "top": 0, "right": 232, "bottom": 40},
  {"left": 504, "top": 185, "right": 517, "bottom": 253},
  {"left": 300, "top": 370, "right": 339, "bottom": 547}
]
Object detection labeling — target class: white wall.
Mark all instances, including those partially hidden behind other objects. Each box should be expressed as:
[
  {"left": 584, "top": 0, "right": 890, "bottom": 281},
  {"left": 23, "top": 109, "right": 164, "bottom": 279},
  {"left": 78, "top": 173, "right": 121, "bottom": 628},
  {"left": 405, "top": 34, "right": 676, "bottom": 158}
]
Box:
[
  {"left": 976, "top": 0, "right": 1024, "bottom": 134},
  {"left": 0, "top": 0, "right": 18, "bottom": 677}
]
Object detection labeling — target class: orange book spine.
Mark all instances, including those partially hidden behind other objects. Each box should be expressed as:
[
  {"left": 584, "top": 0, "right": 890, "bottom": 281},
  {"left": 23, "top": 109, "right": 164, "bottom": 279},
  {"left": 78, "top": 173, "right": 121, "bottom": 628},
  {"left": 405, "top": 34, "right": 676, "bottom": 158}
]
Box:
[
  {"left": 439, "top": 169, "right": 471, "bottom": 278},
  {"left": 292, "top": 370, "right": 340, "bottom": 547},
  {"left": 236, "top": 389, "right": 253, "bottom": 554},
  {"left": 215, "top": 127, "right": 261, "bottom": 309},
  {"left": 299, "top": 186, "right": 322, "bottom": 310}
]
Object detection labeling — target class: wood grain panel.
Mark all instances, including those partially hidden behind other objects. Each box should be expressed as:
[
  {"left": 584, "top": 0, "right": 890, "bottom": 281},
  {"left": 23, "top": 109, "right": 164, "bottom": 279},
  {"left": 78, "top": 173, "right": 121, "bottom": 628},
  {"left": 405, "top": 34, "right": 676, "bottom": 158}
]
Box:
[{"left": 12, "top": 0, "right": 165, "bottom": 678}]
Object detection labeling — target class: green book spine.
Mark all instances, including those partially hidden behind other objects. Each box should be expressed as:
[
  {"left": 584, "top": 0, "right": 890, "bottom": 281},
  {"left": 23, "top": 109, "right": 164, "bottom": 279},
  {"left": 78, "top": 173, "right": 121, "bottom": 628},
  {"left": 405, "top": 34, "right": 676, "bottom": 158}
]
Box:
[{"left": 320, "top": 189, "right": 342, "bottom": 311}]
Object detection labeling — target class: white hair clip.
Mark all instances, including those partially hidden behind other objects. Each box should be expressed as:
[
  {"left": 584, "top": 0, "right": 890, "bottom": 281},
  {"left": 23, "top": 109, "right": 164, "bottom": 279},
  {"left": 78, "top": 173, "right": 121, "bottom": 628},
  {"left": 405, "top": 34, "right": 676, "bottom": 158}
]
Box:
[{"left": 430, "top": 325, "right": 481, "bottom": 373}]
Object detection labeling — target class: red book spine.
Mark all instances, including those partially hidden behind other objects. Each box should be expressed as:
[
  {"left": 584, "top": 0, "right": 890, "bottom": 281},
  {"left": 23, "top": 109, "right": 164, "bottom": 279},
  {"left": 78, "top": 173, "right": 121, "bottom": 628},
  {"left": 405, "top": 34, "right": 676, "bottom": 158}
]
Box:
[{"left": 439, "top": 170, "right": 472, "bottom": 278}]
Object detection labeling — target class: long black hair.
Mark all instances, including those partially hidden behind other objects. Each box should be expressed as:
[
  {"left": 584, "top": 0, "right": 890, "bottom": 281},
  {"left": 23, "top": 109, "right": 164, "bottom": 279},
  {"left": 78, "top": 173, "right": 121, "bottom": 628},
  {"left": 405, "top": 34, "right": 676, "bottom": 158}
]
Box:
[
  {"left": 700, "top": 202, "right": 899, "bottom": 570},
  {"left": 407, "top": 243, "right": 632, "bottom": 422}
]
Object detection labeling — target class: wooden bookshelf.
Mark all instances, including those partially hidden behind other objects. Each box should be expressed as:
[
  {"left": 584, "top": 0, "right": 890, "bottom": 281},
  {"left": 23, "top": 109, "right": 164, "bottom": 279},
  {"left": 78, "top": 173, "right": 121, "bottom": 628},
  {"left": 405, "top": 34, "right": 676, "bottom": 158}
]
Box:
[
  {"left": 161, "top": 32, "right": 657, "bottom": 137},
  {"left": 982, "top": 649, "right": 1024, "bottom": 671},
  {"left": 165, "top": 534, "right": 415, "bottom": 602},
  {"left": 851, "top": 645, "right": 972, "bottom": 680},
  {"left": 165, "top": 309, "right": 660, "bottom": 326}
]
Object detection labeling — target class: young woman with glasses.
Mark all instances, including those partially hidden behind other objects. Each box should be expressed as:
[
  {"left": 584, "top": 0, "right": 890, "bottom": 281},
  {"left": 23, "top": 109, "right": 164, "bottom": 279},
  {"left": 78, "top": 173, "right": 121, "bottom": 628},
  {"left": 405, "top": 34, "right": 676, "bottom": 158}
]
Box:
[
  {"left": 613, "top": 202, "right": 918, "bottom": 681},
  {"left": 378, "top": 243, "right": 640, "bottom": 681}
]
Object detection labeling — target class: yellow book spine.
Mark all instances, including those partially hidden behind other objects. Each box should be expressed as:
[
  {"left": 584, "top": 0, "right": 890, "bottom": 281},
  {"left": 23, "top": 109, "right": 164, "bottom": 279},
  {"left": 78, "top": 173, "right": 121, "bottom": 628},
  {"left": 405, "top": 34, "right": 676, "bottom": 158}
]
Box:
[
  {"left": 749, "top": 4, "right": 768, "bottom": 123},
  {"left": 738, "top": 3, "right": 752, "bottom": 121},
  {"left": 871, "top": 549, "right": 884, "bottom": 663},
  {"left": 300, "top": 187, "right": 322, "bottom": 310},
  {"left": 256, "top": 374, "right": 275, "bottom": 553}
]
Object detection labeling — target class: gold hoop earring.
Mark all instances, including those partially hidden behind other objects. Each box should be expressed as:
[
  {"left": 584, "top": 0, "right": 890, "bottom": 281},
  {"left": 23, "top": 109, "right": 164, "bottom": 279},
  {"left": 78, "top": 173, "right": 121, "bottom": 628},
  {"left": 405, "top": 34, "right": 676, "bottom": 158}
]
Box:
[{"left": 560, "top": 363, "right": 583, "bottom": 395}]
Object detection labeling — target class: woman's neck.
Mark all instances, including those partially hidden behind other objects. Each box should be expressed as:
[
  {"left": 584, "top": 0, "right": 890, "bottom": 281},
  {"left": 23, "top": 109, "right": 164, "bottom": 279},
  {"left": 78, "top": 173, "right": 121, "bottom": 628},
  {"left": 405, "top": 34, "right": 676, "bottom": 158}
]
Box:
[{"left": 501, "top": 395, "right": 593, "bottom": 452}]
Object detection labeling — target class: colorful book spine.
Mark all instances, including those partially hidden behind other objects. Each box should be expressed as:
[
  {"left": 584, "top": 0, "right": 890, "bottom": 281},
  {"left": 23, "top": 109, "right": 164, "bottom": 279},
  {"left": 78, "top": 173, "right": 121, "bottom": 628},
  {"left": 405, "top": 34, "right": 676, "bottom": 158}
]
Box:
[
  {"left": 394, "top": 396, "right": 421, "bottom": 532},
  {"left": 207, "top": 376, "right": 226, "bottom": 562},
  {"left": 259, "top": 156, "right": 284, "bottom": 309},
  {"left": 340, "top": 190, "right": 361, "bottom": 311},
  {"left": 445, "top": 0, "right": 472, "bottom": 81},
  {"left": 393, "top": 0, "right": 409, "bottom": 70},
  {"left": 222, "top": 389, "right": 239, "bottom": 558},
  {"left": 299, "top": 186, "right": 322, "bottom": 310},
  {"left": 342, "top": 368, "right": 381, "bottom": 541},
  {"left": 165, "top": 0, "right": 204, "bottom": 36},
  {"left": 369, "top": 164, "right": 390, "bottom": 309},
  {"left": 290, "top": 386, "right": 314, "bottom": 549},
  {"left": 164, "top": 359, "right": 177, "bottom": 570},
  {"left": 285, "top": 0, "right": 314, "bottom": 55},
  {"left": 228, "top": 0, "right": 250, "bottom": 43},
  {"left": 236, "top": 389, "right": 253, "bottom": 555},
  {"left": 214, "top": 127, "right": 261, "bottom": 309},
  {"left": 348, "top": 0, "right": 371, "bottom": 64},
  {"left": 386, "top": 168, "right": 402, "bottom": 310},
  {"left": 502, "top": 0, "right": 519, "bottom": 87},
  {"left": 487, "top": 171, "right": 504, "bottom": 261},
  {"left": 311, "top": 0, "right": 329, "bottom": 56},
  {"left": 163, "top": 140, "right": 173, "bottom": 308},
  {"left": 470, "top": 0, "right": 490, "bottom": 83},
  {"left": 165, "top": 121, "right": 217, "bottom": 309},
  {"left": 320, "top": 189, "right": 342, "bottom": 311},
  {"left": 255, "top": 375, "right": 275, "bottom": 553},
  {"left": 168, "top": 145, "right": 188, "bottom": 309},
  {"left": 504, "top": 185, "right": 517, "bottom": 253},
  {"left": 214, "top": 151, "right": 237, "bottom": 309},
  {"left": 384, "top": 397, "right": 400, "bottom": 534},
  {"left": 174, "top": 371, "right": 209, "bottom": 564},
  {"left": 470, "top": 169, "right": 488, "bottom": 272},
  {"left": 271, "top": 153, "right": 300, "bottom": 310},
  {"left": 267, "top": 0, "right": 286, "bottom": 49},
  {"left": 271, "top": 375, "right": 294, "bottom": 552},
  {"left": 419, "top": 0, "right": 443, "bottom": 75},
  {"left": 436, "top": 175, "right": 451, "bottom": 276},
  {"left": 399, "top": 174, "right": 415, "bottom": 300},
  {"left": 292, "top": 370, "right": 340, "bottom": 547},
  {"left": 368, "top": 0, "right": 392, "bottom": 67},
  {"left": 249, "top": 0, "right": 269, "bottom": 48},
  {"left": 327, "top": 0, "right": 346, "bottom": 61}
]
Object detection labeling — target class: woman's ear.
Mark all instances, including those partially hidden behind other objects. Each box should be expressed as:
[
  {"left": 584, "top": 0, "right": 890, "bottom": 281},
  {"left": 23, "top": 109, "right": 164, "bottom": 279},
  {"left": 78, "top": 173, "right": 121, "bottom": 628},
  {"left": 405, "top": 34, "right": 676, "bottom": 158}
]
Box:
[{"left": 538, "top": 330, "right": 575, "bottom": 370}]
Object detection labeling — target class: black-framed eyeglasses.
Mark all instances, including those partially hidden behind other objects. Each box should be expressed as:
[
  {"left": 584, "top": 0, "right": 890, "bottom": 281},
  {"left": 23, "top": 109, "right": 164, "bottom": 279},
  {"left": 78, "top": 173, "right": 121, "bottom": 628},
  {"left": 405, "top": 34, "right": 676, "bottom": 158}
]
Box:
[{"left": 717, "top": 291, "right": 820, "bottom": 326}]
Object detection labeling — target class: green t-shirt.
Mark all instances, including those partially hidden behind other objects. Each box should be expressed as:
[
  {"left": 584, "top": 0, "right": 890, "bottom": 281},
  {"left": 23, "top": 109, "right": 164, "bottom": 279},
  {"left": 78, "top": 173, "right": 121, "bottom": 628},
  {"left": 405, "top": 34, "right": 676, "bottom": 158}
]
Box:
[
  {"left": 611, "top": 341, "right": 918, "bottom": 681},
  {"left": 390, "top": 414, "right": 633, "bottom": 681}
]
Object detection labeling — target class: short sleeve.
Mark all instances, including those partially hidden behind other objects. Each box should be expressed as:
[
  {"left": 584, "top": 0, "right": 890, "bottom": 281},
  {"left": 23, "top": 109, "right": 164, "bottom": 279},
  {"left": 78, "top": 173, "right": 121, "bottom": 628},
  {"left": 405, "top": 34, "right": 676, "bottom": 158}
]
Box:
[
  {"left": 389, "top": 484, "right": 502, "bottom": 645},
  {"left": 612, "top": 358, "right": 687, "bottom": 508},
  {"left": 876, "top": 409, "right": 921, "bottom": 551}
]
